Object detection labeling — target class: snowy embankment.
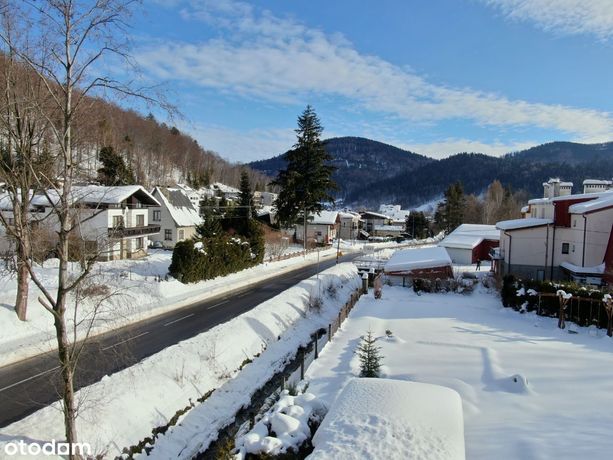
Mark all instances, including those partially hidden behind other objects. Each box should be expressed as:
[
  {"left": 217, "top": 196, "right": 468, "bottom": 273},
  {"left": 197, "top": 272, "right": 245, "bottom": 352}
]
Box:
[
  {"left": 0, "top": 263, "right": 362, "bottom": 459},
  {"left": 0, "top": 247, "right": 340, "bottom": 367},
  {"left": 306, "top": 284, "right": 613, "bottom": 459}
]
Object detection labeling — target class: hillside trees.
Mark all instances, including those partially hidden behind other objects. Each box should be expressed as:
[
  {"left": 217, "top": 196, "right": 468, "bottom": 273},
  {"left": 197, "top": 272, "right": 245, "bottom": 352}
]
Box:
[
  {"left": 97, "top": 145, "right": 136, "bottom": 186},
  {"left": 405, "top": 211, "right": 429, "bottom": 239},
  {"left": 435, "top": 182, "right": 465, "bottom": 233},
  {"left": 272, "top": 106, "right": 336, "bottom": 248}
]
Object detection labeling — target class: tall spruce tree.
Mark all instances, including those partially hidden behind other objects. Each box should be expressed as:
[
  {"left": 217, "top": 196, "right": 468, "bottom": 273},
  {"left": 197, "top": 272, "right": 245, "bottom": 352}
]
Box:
[
  {"left": 441, "top": 181, "right": 465, "bottom": 232},
  {"left": 238, "top": 169, "right": 254, "bottom": 220},
  {"left": 97, "top": 145, "right": 136, "bottom": 186},
  {"left": 271, "top": 105, "right": 336, "bottom": 248}
]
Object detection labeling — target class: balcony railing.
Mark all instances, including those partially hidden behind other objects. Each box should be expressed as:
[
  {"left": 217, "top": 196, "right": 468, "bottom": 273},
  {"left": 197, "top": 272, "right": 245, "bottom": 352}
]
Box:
[{"left": 108, "top": 224, "right": 161, "bottom": 239}]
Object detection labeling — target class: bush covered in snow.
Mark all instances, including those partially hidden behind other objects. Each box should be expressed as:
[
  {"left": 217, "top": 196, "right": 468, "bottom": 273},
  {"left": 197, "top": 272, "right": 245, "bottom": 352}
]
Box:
[
  {"left": 234, "top": 390, "right": 328, "bottom": 458},
  {"left": 169, "top": 234, "right": 258, "bottom": 283}
]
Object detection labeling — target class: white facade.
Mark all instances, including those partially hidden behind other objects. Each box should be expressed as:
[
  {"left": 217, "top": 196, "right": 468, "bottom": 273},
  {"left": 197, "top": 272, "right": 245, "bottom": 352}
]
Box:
[{"left": 150, "top": 187, "right": 202, "bottom": 249}]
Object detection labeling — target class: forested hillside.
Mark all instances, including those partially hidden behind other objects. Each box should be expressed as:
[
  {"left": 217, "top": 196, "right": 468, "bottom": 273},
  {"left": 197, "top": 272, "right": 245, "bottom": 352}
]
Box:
[
  {"left": 251, "top": 137, "right": 613, "bottom": 208},
  {"left": 0, "top": 54, "right": 268, "bottom": 190},
  {"left": 249, "top": 136, "right": 432, "bottom": 201}
]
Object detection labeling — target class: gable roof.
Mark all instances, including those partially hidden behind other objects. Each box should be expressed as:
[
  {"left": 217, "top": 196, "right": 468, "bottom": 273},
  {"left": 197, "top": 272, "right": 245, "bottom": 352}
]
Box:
[
  {"left": 309, "top": 211, "right": 339, "bottom": 225},
  {"left": 29, "top": 185, "right": 160, "bottom": 208},
  {"left": 384, "top": 247, "right": 452, "bottom": 273},
  {"left": 439, "top": 224, "right": 499, "bottom": 250},
  {"left": 154, "top": 187, "right": 202, "bottom": 227}
]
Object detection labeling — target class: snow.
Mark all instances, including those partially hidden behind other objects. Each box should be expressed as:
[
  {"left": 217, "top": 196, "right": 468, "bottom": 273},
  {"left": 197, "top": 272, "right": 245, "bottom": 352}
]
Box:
[
  {"left": 305, "top": 284, "right": 613, "bottom": 459},
  {"left": 384, "top": 246, "right": 452, "bottom": 273},
  {"left": 373, "top": 224, "right": 404, "bottom": 232},
  {"left": 0, "top": 264, "right": 362, "bottom": 459},
  {"left": 153, "top": 186, "right": 202, "bottom": 227},
  {"left": 439, "top": 224, "right": 499, "bottom": 250},
  {"left": 568, "top": 192, "right": 613, "bottom": 214},
  {"left": 235, "top": 389, "right": 328, "bottom": 457},
  {"left": 30, "top": 185, "right": 159, "bottom": 207},
  {"left": 0, "top": 247, "right": 341, "bottom": 367},
  {"left": 309, "top": 378, "right": 465, "bottom": 460},
  {"left": 560, "top": 261, "right": 605, "bottom": 274},
  {"left": 309, "top": 211, "right": 338, "bottom": 225},
  {"left": 496, "top": 218, "right": 552, "bottom": 230}
]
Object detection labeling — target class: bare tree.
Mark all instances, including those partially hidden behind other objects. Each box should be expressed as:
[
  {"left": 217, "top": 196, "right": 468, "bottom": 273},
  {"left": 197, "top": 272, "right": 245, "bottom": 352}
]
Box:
[
  {"left": 603, "top": 294, "right": 613, "bottom": 338},
  {"left": 0, "top": 12, "right": 53, "bottom": 321},
  {"left": 0, "top": 0, "right": 164, "bottom": 454}
]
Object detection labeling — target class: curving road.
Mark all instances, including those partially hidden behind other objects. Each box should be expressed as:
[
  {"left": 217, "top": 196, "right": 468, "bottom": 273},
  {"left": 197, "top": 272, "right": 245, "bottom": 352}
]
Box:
[{"left": 0, "top": 252, "right": 359, "bottom": 428}]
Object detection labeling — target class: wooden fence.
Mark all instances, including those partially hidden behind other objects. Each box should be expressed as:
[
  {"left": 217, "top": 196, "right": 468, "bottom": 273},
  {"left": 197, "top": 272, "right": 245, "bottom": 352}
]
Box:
[{"left": 534, "top": 292, "right": 609, "bottom": 330}]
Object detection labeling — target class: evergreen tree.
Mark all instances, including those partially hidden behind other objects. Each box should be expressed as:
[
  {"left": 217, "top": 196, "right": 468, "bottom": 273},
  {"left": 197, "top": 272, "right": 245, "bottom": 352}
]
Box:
[
  {"left": 238, "top": 169, "right": 254, "bottom": 220},
  {"left": 357, "top": 330, "right": 383, "bottom": 378},
  {"left": 442, "top": 181, "right": 465, "bottom": 232},
  {"left": 97, "top": 145, "right": 135, "bottom": 186},
  {"left": 405, "top": 211, "right": 429, "bottom": 239},
  {"left": 271, "top": 105, "right": 336, "bottom": 248}
]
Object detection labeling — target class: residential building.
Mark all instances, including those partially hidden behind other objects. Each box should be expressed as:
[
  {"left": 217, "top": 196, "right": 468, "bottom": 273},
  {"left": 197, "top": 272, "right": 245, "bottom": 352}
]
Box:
[
  {"left": 583, "top": 179, "right": 612, "bottom": 194},
  {"left": 496, "top": 188, "right": 613, "bottom": 286},
  {"left": 295, "top": 211, "right": 339, "bottom": 245},
  {"left": 338, "top": 211, "right": 362, "bottom": 240},
  {"left": 253, "top": 191, "right": 278, "bottom": 208},
  {"left": 379, "top": 204, "right": 411, "bottom": 226},
  {"left": 150, "top": 187, "right": 202, "bottom": 249},
  {"left": 5, "top": 185, "right": 162, "bottom": 261},
  {"left": 360, "top": 211, "right": 391, "bottom": 238},
  {"left": 438, "top": 224, "right": 499, "bottom": 265}
]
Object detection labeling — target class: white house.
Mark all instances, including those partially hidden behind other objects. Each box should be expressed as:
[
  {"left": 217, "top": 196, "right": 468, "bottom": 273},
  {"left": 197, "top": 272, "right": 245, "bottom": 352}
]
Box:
[
  {"left": 496, "top": 190, "right": 613, "bottom": 286},
  {"left": 439, "top": 224, "right": 499, "bottom": 265},
  {"left": 338, "top": 211, "right": 362, "bottom": 240},
  {"left": 360, "top": 211, "right": 390, "bottom": 237},
  {"left": 378, "top": 204, "right": 411, "bottom": 226},
  {"left": 13, "top": 185, "right": 162, "bottom": 261},
  {"left": 295, "top": 211, "right": 339, "bottom": 245},
  {"left": 253, "top": 191, "right": 278, "bottom": 208},
  {"left": 150, "top": 187, "right": 202, "bottom": 249}
]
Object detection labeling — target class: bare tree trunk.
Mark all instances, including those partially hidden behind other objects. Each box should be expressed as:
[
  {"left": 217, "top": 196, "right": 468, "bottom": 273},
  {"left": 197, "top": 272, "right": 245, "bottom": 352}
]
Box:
[
  {"left": 56, "top": 313, "right": 78, "bottom": 446},
  {"left": 15, "top": 244, "right": 29, "bottom": 321}
]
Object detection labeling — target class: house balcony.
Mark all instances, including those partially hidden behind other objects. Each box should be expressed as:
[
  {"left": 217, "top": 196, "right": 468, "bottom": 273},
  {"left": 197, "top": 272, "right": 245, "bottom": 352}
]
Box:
[{"left": 108, "top": 224, "right": 161, "bottom": 239}]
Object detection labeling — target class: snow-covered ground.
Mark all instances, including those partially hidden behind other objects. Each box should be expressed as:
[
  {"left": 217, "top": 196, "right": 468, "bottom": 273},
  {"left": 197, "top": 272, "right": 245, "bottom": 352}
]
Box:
[
  {"left": 0, "top": 264, "right": 362, "bottom": 459},
  {"left": 0, "top": 247, "right": 341, "bottom": 367},
  {"left": 305, "top": 283, "right": 613, "bottom": 459}
]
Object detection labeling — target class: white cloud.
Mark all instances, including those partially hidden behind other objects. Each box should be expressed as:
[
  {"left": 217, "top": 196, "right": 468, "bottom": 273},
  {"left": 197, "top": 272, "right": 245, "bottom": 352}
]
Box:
[
  {"left": 137, "top": 0, "right": 613, "bottom": 149},
  {"left": 481, "top": 0, "right": 613, "bottom": 39},
  {"left": 393, "top": 138, "right": 539, "bottom": 159}
]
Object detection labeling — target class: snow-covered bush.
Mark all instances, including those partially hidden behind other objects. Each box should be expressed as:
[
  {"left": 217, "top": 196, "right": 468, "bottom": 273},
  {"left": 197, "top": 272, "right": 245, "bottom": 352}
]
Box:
[{"left": 234, "top": 390, "right": 328, "bottom": 458}]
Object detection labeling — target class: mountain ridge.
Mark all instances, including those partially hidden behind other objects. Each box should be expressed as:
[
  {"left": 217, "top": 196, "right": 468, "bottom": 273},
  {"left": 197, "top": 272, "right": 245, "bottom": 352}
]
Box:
[{"left": 249, "top": 137, "right": 613, "bottom": 208}]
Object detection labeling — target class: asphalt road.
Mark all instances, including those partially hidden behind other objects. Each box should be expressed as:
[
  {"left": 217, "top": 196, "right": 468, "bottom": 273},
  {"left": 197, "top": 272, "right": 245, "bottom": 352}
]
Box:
[{"left": 0, "top": 252, "right": 358, "bottom": 428}]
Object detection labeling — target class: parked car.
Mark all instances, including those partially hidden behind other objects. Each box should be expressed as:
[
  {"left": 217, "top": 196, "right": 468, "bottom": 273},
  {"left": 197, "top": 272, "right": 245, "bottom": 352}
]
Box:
[{"left": 149, "top": 240, "right": 164, "bottom": 249}]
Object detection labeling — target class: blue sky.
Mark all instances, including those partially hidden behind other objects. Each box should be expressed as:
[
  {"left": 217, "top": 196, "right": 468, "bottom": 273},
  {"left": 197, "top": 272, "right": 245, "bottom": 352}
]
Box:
[{"left": 129, "top": 0, "right": 613, "bottom": 162}]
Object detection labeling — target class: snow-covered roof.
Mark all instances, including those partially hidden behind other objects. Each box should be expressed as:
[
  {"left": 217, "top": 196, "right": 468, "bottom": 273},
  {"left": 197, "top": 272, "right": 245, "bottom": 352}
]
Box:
[
  {"left": 439, "top": 224, "right": 499, "bottom": 250},
  {"left": 361, "top": 211, "right": 390, "bottom": 220},
  {"left": 309, "top": 211, "right": 338, "bottom": 225},
  {"left": 154, "top": 187, "right": 202, "bottom": 227},
  {"left": 374, "top": 225, "right": 404, "bottom": 232},
  {"left": 256, "top": 205, "right": 276, "bottom": 217},
  {"left": 520, "top": 206, "right": 529, "bottom": 213},
  {"left": 30, "top": 185, "right": 160, "bottom": 207},
  {"left": 528, "top": 198, "right": 551, "bottom": 205},
  {"left": 338, "top": 211, "right": 361, "bottom": 220},
  {"left": 551, "top": 191, "right": 603, "bottom": 202},
  {"left": 384, "top": 246, "right": 452, "bottom": 273},
  {"left": 310, "top": 378, "right": 465, "bottom": 460},
  {"left": 569, "top": 192, "right": 613, "bottom": 214},
  {"left": 583, "top": 179, "right": 612, "bottom": 186},
  {"left": 560, "top": 262, "right": 605, "bottom": 275},
  {"left": 496, "top": 218, "right": 552, "bottom": 231}
]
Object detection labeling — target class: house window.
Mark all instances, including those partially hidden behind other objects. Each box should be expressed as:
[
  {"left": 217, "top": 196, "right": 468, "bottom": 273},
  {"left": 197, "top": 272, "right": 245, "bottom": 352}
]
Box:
[
  {"left": 562, "top": 243, "right": 569, "bottom": 254},
  {"left": 112, "top": 216, "right": 124, "bottom": 228},
  {"left": 164, "top": 229, "right": 172, "bottom": 241},
  {"left": 573, "top": 219, "right": 576, "bottom": 227},
  {"left": 135, "top": 238, "right": 144, "bottom": 249},
  {"left": 153, "top": 210, "right": 161, "bottom": 222},
  {"left": 136, "top": 214, "right": 144, "bottom": 227},
  {"left": 178, "top": 229, "right": 185, "bottom": 240}
]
